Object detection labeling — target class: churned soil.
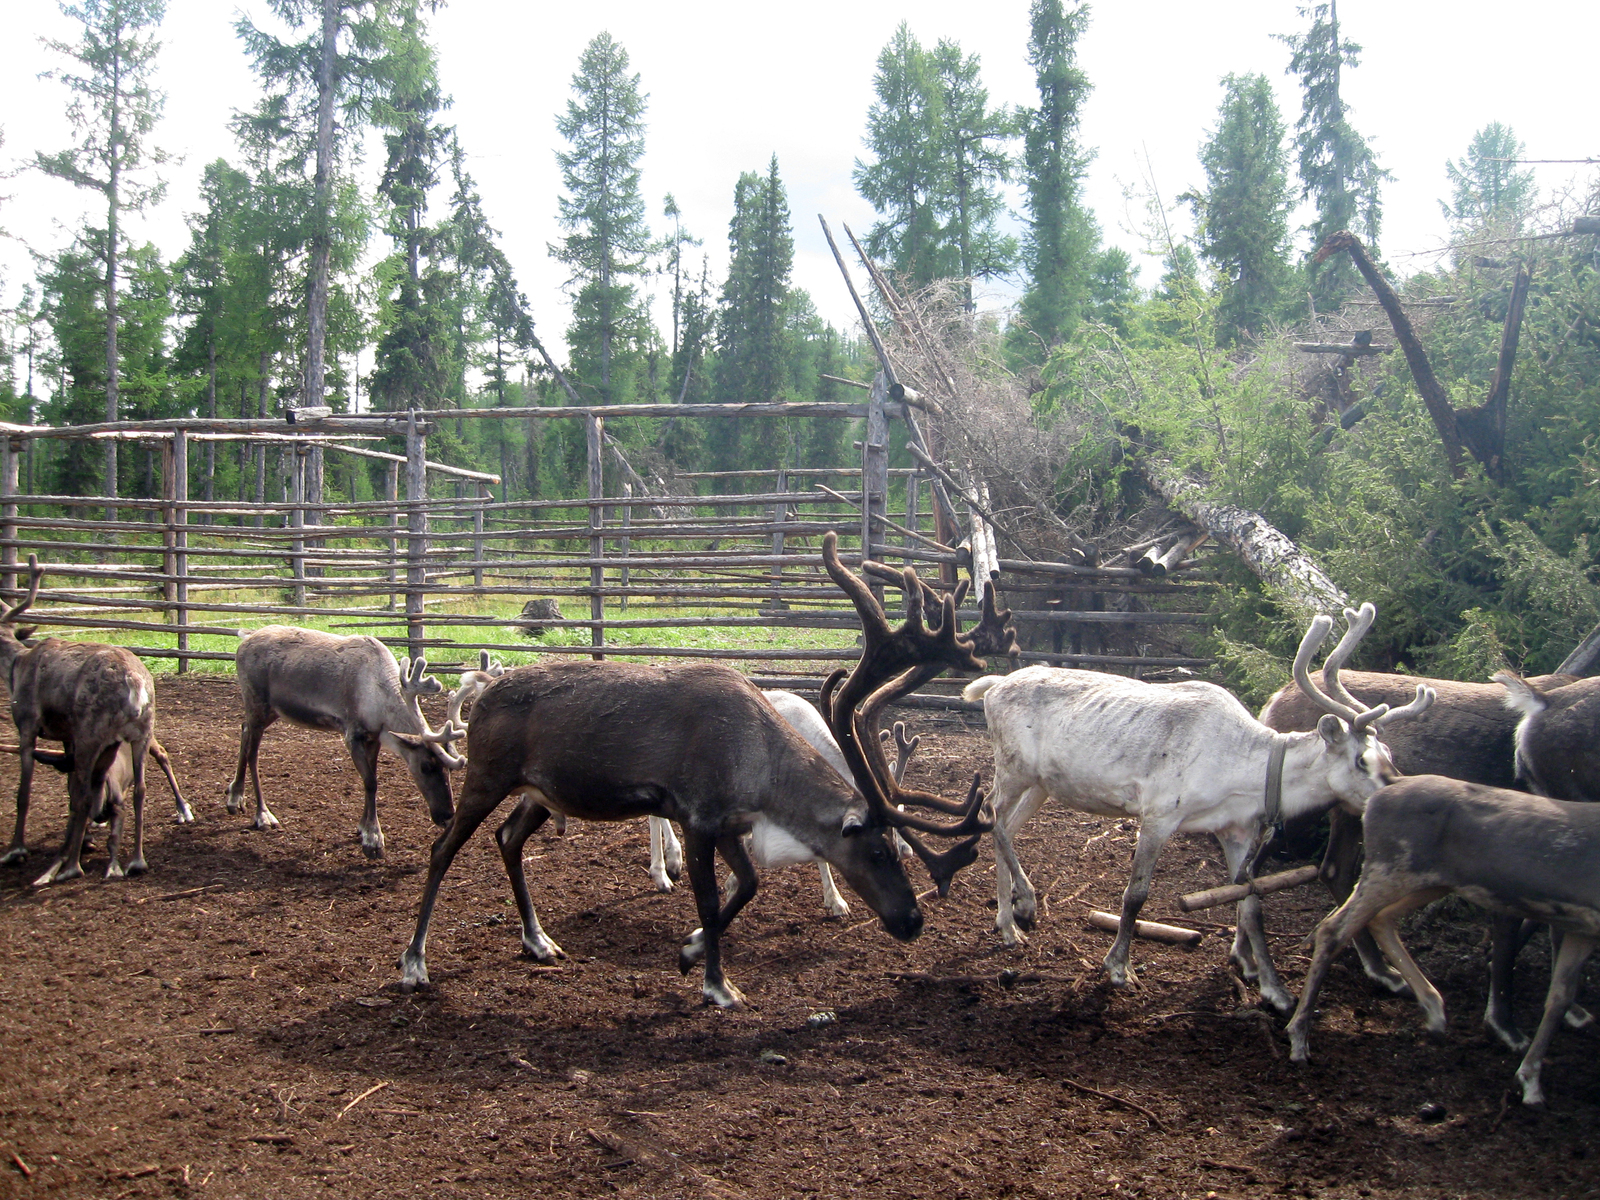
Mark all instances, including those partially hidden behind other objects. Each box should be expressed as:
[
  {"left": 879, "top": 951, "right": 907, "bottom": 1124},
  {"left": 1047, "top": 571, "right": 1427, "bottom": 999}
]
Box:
[{"left": 1, "top": 673, "right": 1598, "bottom": 1200}]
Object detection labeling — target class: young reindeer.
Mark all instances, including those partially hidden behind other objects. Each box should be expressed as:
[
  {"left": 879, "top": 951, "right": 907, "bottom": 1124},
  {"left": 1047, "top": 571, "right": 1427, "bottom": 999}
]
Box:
[
  {"left": 397, "top": 532, "right": 1015, "bottom": 1007},
  {"left": 0, "top": 556, "right": 169, "bottom": 884},
  {"left": 228, "top": 626, "right": 464, "bottom": 858},
  {"left": 1285, "top": 777, "right": 1600, "bottom": 1108},
  {"left": 964, "top": 608, "right": 1434, "bottom": 1012},
  {"left": 642, "top": 696, "right": 919, "bottom": 916}
]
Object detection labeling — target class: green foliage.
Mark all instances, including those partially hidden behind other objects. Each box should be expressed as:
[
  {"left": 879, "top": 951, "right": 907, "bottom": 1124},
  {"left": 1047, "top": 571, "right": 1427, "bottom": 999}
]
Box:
[
  {"left": 1184, "top": 74, "right": 1293, "bottom": 343},
  {"left": 1279, "top": 2, "right": 1389, "bottom": 309},
  {"left": 552, "top": 32, "right": 653, "bottom": 405},
  {"left": 1413, "top": 607, "right": 1512, "bottom": 682},
  {"left": 1442, "top": 123, "right": 1537, "bottom": 237}
]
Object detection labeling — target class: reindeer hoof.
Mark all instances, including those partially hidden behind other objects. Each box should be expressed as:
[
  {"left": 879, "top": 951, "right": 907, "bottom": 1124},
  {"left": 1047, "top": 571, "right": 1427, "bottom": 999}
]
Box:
[
  {"left": 174, "top": 801, "right": 195, "bottom": 825},
  {"left": 702, "top": 979, "right": 746, "bottom": 1009},
  {"left": 649, "top": 870, "right": 675, "bottom": 893},
  {"left": 520, "top": 933, "right": 565, "bottom": 964},
  {"left": 679, "top": 929, "right": 707, "bottom": 974},
  {"left": 360, "top": 834, "right": 386, "bottom": 860},
  {"left": 105, "top": 860, "right": 126, "bottom": 880},
  {"left": 1485, "top": 1018, "right": 1530, "bottom": 1054},
  {"left": 1565, "top": 1003, "right": 1593, "bottom": 1030},
  {"left": 824, "top": 898, "right": 851, "bottom": 919},
  {"left": 253, "top": 811, "right": 280, "bottom": 831},
  {"left": 0, "top": 845, "right": 27, "bottom": 866},
  {"left": 996, "top": 922, "right": 1028, "bottom": 948},
  {"left": 33, "top": 859, "right": 79, "bottom": 887},
  {"left": 397, "top": 952, "right": 430, "bottom": 992},
  {"left": 1262, "top": 987, "right": 1297, "bottom": 1016},
  {"left": 126, "top": 858, "right": 148, "bottom": 877}
]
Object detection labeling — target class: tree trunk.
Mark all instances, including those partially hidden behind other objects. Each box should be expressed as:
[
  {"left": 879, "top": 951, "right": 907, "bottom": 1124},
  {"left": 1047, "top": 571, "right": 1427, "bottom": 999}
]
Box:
[
  {"left": 303, "top": 0, "right": 338, "bottom": 408},
  {"left": 104, "top": 35, "right": 122, "bottom": 522},
  {"left": 1139, "top": 458, "right": 1348, "bottom": 620}
]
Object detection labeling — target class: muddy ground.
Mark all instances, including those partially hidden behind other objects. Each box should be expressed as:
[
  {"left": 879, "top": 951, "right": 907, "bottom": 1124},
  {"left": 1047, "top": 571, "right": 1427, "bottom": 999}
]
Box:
[{"left": 1, "top": 673, "right": 1598, "bottom": 1200}]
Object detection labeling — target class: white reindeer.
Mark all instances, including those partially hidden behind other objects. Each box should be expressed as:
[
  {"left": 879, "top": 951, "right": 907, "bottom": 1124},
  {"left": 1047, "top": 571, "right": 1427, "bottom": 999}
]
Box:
[
  {"left": 227, "top": 626, "right": 465, "bottom": 858},
  {"left": 643, "top": 691, "right": 917, "bottom": 915},
  {"left": 963, "top": 610, "right": 1433, "bottom": 1011}
]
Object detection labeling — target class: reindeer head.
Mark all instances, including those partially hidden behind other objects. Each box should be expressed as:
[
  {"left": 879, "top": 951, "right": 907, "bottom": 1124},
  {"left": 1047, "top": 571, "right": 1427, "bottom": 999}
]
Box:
[
  {"left": 0, "top": 555, "right": 43, "bottom": 689},
  {"left": 382, "top": 654, "right": 466, "bottom": 826},
  {"left": 447, "top": 650, "right": 506, "bottom": 728},
  {"left": 1293, "top": 603, "right": 1435, "bottom": 808},
  {"left": 818, "top": 531, "right": 1017, "bottom": 896}
]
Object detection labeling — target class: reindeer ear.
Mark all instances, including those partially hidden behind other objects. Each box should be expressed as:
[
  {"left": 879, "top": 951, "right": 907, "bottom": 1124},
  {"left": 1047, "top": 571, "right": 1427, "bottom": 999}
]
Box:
[
  {"left": 14, "top": 626, "right": 36, "bottom": 644},
  {"left": 1316, "top": 713, "right": 1348, "bottom": 746},
  {"left": 841, "top": 799, "right": 871, "bottom": 836},
  {"left": 479, "top": 650, "right": 491, "bottom": 671}
]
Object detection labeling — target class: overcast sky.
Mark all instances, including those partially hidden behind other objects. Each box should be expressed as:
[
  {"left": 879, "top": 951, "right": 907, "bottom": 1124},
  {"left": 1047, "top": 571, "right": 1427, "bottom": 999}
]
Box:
[{"left": 2, "top": 0, "right": 1596, "bottom": 368}]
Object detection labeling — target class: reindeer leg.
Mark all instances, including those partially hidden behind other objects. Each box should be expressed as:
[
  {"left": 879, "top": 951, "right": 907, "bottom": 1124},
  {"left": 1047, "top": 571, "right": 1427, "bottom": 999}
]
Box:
[
  {"left": 125, "top": 741, "right": 149, "bottom": 876},
  {"left": 647, "top": 816, "right": 677, "bottom": 892},
  {"left": 103, "top": 777, "right": 126, "bottom": 880},
  {"left": 348, "top": 732, "right": 385, "bottom": 859},
  {"left": 1104, "top": 815, "right": 1179, "bottom": 988},
  {"left": 1324, "top": 807, "right": 1409, "bottom": 995},
  {"left": 1217, "top": 826, "right": 1294, "bottom": 1013},
  {"left": 679, "top": 831, "right": 755, "bottom": 1009},
  {"left": 399, "top": 773, "right": 510, "bottom": 992},
  {"left": 1485, "top": 914, "right": 1531, "bottom": 1051},
  {"left": 816, "top": 862, "right": 851, "bottom": 918},
  {"left": 1, "top": 734, "right": 38, "bottom": 865},
  {"left": 1366, "top": 892, "right": 1451, "bottom": 1037},
  {"left": 36, "top": 745, "right": 108, "bottom": 886},
  {"left": 150, "top": 742, "right": 192, "bottom": 824},
  {"left": 991, "top": 780, "right": 1045, "bottom": 947},
  {"left": 494, "top": 792, "right": 562, "bottom": 962},
  {"left": 1516, "top": 932, "right": 1595, "bottom": 1108}
]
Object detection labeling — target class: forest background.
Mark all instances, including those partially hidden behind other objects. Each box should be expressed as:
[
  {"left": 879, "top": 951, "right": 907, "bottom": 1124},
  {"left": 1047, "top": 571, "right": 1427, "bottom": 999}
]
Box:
[{"left": 0, "top": 0, "right": 1596, "bottom": 695}]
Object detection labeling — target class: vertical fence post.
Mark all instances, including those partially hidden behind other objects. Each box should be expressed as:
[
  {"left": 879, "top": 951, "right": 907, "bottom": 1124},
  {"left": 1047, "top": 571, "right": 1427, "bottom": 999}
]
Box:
[
  {"left": 161, "top": 438, "right": 177, "bottom": 607},
  {"left": 619, "top": 481, "right": 631, "bottom": 612},
  {"left": 768, "top": 468, "right": 788, "bottom": 611},
  {"left": 290, "top": 444, "right": 306, "bottom": 608},
  {"left": 172, "top": 428, "right": 189, "bottom": 673},
  {"left": 862, "top": 372, "right": 890, "bottom": 604},
  {"left": 473, "top": 480, "right": 488, "bottom": 591},
  {"left": 406, "top": 412, "right": 428, "bottom": 660},
  {"left": 385, "top": 460, "right": 400, "bottom": 611},
  {"left": 904, "top": 469, "right": 920, "bottom": 566},
  {"left": 305, "top": 444, "right": 323, "bottom": 579},
  {"left": 1, "top": 436, "right": 17, "bottom": 596},
  {"left": 586, "top": 412, "right": 605, "bottom": 660}
]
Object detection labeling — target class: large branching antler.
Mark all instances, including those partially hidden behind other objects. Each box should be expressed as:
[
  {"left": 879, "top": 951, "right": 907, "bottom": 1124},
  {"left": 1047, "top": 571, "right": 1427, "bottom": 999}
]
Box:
[
  {"left": 1292, "top": 606, "right": 1434, "bottom": 735},
  {"left": 820, "top": 532, "right": 1017, "bottom": 893},
  {"left": 1, "top": 555, "right": 42, "bottom": 625}
]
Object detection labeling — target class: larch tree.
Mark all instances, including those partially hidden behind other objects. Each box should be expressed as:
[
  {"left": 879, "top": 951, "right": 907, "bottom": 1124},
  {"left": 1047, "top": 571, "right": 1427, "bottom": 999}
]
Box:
[
  {"left": 1442, "top": 123, "right": 1536, "bottom": 236},
  {"left": 552, "top": 31, "right": 653, "bottom": 405},
  {"left": 854, "top": 23, "right": 950, "bottom": 287},
  {"left": 929, "top": 38, "right": 1017, "bottom": 310},
  {"left": 1280, "top": 0, "right": 1388, "bottom": 310},
  {"left": 1185, "top": 73, "right": 1293, "bottom": 343},
  {"left": 1016, "top": 0, "right": 1099, "bottom": 356},
  {"left": 36, "top": 0, "right": 169, "bottom": 511}
]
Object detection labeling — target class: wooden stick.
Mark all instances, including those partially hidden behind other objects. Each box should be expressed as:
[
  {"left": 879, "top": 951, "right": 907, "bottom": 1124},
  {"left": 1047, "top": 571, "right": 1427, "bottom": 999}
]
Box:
[
  {"left": 1085, "top": 910, "right": 1204, "bottom": 946},
  {"left": 1177, "top": 865, "right": 1321, "bottom": 912},
  {"left": 1059, "top": 1077, "right": 1169, "bottom": 1132},
  {"left": 336, "top": 1081, "right": 389, "bottom": 1120}
]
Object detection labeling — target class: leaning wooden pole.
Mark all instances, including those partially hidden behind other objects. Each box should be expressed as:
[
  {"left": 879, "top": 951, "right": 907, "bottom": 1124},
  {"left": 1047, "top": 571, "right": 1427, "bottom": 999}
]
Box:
[
  {"left": 0, "top": 436, "right": 17, "bottom": 596},
  {"left": 586, "top": 412, "right": 605, "bottom": 660},
  {"left": 861, "top": 374, "right": 890, "bottom": 604},
  {"left": 172, "top": 429, "right": 190, "bottom": 673},
  {"left": 405, "top": 412, "right": 428, "bottom": 660}
]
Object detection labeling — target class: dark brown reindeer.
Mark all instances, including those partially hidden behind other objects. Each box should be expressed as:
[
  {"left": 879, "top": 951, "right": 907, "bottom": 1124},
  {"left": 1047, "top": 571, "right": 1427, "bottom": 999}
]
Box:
[
  {"left": 227, "top": 626, "right": 464, "bottom": 858},
  {"left": 0, "top": 557, "right": 169, "bottom": 885},
  {"left": 397, "top": 532, "right": 1016, "bottom": 1007},
  {"left": 1261, "top": 602, "right": 1600, "bottom": 1046}
]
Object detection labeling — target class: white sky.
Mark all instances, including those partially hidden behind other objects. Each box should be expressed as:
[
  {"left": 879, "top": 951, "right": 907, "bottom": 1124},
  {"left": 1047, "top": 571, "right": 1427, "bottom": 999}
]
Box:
[{"left": 2, "top": 0, "right": 1596, "bottom": 379}]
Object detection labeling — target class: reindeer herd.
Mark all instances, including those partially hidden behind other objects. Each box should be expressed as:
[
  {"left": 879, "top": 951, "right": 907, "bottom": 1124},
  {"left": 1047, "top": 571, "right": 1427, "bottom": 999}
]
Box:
[{"left": 2, "top": 541, "right": 1600, "bottom": 1110}]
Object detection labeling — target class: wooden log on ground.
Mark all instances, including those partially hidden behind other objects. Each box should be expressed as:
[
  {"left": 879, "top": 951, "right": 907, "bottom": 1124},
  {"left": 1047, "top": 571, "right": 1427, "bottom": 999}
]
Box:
[
  {"left": 1293, "top": 341, "right": 1392, "bottom": 355},
  {"left": 1177, "top": 865, "right": 1322, "bottom": 912},
  {"left": 1085, "top": 911, "right": 1204, "bottom": 946}
]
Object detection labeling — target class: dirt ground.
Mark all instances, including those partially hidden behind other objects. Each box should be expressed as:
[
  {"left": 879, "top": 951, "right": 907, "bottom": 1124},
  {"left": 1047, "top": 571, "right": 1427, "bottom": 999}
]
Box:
[{"left": 2, "top": 674, "right": 1598, "bottom": 1200}]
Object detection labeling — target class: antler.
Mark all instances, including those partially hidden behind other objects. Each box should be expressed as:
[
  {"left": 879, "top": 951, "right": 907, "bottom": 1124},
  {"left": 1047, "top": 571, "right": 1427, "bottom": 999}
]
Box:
[
  {"left": 447, "top": 651, "right": 506, "bottom": 727},
  {"left": 1, "top": 555, "right": 42, "bottom": 625},
  {"left": 820, "top": 532, "right": 1018, "bottom": 892},
  {"left": 880, "top": 721, "right": 920, "bottom": 785}
]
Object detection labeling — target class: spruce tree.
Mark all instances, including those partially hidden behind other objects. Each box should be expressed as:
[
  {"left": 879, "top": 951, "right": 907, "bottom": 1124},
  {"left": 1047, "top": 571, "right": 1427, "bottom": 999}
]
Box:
[
  {"left": 1016, "top": 0, "right": 1099, "bottom": 356},
  {"left": 1185, "top": 73, "right": 1293, "bottom": 343},
  {"left": 929, "top": 39, "right": 1017, "bottom": 309},
  {"left": 1280, "top": 0, "right": 1389, "bottom": 309},
  {"left": 1442, "top": 124, "right": 1536, "bottom": 235},
  {"left": 854, "top": 24, "right": 949, "bottom": 286},
  {"left": 552, "top": 32, "right": 653, "bottom": 405},
  {"left": 36, "top": 0, "right": 170, "bottom": 508}
]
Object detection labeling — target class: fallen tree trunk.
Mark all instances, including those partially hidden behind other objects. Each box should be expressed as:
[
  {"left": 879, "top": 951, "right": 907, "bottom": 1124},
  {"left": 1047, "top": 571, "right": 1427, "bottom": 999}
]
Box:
[{"left": 1138, "top": 458, "right": 1348, "bottom": 620}]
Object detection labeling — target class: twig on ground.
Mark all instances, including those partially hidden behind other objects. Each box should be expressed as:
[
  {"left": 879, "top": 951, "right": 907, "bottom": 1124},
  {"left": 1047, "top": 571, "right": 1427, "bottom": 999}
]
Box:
[
  {"left": 1060, "top": 1077, "right": 1169, "bottom": 1132},
  {"left": 336, "top": 1081, "right": 389, "bottom": 1120}
]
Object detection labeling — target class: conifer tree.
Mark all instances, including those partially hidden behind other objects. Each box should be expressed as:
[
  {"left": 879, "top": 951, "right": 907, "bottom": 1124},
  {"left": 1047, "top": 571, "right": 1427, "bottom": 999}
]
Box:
[
  {"left": 1016, "top": 0, "right": 1099, "bottom": 355},
  {"left": 1280, "top": 0, "right": 1388, "bottom": 309},
  {"left": 36, "top": 0, "right": 170, "bottom": 507},
  {"left": 552, "top": 32, "right": 652, "bottom": 405},
  {"left": 1442, "top": 124, "right": 1536, "bottom": 235},
  {"left": 1185, "top": 73, "right": 1293, "bottom": 343}
]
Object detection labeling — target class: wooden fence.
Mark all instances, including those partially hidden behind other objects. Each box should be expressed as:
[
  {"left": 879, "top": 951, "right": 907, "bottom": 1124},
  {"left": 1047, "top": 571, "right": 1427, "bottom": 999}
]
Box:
[{"left": 0, "top": 387, "right": 1213, "bottom": 707}]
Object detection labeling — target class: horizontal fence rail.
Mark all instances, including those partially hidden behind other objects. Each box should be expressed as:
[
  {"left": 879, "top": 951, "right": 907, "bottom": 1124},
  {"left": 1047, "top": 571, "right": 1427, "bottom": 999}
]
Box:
[{"left": 0, "top": 398, "right": 1214, "bottom": 708}]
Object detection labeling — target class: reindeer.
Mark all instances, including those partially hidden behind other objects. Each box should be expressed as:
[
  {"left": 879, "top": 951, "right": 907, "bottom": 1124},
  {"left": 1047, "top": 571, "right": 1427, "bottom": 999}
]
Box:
[
  {"left": 397, "top": 532, "right": 1016, "bottom": 1007},
  {"left": 964, "top": 608, "right": 1433, "bottom": 1011},
  {"left": 0, "top": 739, "right": 190, "bottom": 829},
  {"left": 445, "top": 650, "right": 506, "bottom": 730},
  {"left": 1262, "top": 604, "right": 1600, "bottom": 1045},
  {"left": 227, "top": 626, "right": 464, "bottom": 858},
  {"left": 0, "top": 557, "right": 169, "bottom": 885},
  {"left": 1285, "top": 776, "right": 1600, "bottom": 1107},
  {"left": 644, "top": 696, "right": 920, "bottom": 915}
]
